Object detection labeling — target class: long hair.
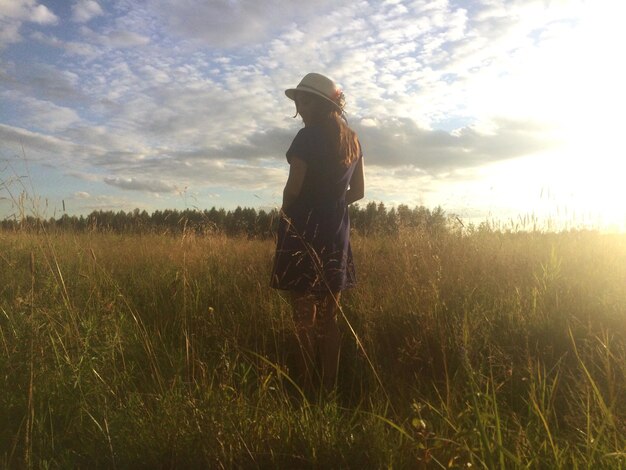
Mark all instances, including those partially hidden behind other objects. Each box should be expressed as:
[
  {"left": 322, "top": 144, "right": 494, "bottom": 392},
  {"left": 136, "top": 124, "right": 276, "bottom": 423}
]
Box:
[{"left": 298, "top": 94, "right": 360, "bottom": 167}]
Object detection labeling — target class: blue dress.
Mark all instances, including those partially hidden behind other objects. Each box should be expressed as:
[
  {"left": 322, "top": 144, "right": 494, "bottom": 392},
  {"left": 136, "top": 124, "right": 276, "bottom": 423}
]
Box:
[{"left": 270, "top": 125, "right": 361, "bottom": 293}]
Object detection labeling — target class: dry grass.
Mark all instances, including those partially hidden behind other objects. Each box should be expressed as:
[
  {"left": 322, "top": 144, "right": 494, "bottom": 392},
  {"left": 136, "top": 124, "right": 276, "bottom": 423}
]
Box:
[{"left": 0, "top": 227, "right": 625, "bottom": 468}]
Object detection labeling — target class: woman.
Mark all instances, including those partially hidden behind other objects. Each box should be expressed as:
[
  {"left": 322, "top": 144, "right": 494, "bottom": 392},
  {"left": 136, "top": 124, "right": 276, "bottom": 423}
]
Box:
[{"left": 270, "top": 72, "right": 365, "bottom": 394}]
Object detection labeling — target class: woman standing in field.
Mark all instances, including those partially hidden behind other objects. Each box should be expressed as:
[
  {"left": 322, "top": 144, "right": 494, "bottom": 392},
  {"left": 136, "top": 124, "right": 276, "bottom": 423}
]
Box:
[{"left": 270, "top": 72, "right": 365, "bottom": 395}]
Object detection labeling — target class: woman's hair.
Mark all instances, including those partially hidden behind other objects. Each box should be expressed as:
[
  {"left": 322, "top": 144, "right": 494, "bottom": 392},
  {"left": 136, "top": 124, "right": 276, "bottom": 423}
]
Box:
[{"left": 298, "top": 93, "right": 360, "bottom": 167}]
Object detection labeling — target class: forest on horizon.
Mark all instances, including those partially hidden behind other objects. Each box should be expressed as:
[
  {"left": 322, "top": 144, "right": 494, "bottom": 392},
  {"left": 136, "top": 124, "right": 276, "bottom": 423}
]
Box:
[{"left": 0, "top": 202, "right": 448, "bottom": 237}]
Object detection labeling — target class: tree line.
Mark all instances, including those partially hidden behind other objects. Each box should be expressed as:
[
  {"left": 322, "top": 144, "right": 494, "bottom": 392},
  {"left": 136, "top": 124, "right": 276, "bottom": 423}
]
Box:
[{"left": 0, "top": 202, "right": 448, "bottom": 237}]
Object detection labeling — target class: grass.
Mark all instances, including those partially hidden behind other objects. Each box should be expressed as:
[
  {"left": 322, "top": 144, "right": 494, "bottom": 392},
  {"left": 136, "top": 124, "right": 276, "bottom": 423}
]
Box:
[{"left": 0, "top": 227, "right": 625, "bottom": 468}]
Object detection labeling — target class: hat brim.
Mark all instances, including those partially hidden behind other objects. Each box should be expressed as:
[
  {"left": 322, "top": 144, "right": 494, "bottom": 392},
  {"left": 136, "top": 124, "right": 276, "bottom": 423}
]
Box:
[{"left": 285, "top": 87, "right": 342, "bottom": 112}]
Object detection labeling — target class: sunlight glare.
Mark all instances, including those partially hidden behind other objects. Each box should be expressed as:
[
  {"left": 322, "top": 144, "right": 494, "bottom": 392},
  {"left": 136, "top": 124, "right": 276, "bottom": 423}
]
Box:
[
  {"left": 553, "top": 2, "right": 626, "bottom": 230},
  {"left": 508, "top": 1, "right": 626, "bottom": 231}
]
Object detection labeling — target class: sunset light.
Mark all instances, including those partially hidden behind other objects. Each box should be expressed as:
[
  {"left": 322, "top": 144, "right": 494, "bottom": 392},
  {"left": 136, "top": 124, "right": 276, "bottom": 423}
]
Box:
[{"left": 2, "top": 2, "right": 626, "bottom": 466}]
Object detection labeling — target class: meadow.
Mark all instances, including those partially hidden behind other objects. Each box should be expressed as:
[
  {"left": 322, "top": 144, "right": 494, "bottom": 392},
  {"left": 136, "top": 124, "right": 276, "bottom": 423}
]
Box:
[{"left": 0, "top": 226, "right": 624, "bottom": 468}]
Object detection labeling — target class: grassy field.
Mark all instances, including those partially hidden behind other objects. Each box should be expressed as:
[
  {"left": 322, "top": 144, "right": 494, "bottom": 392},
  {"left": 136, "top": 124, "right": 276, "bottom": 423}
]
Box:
[{"left": 0, "top": 227, "right": 625, "bottom": 468}]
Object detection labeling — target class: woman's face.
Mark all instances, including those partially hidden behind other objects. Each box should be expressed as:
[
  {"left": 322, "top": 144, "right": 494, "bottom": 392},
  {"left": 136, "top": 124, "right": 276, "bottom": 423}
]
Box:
[{"left": 295, "top": 92, "right": 317, "bottom": 125}]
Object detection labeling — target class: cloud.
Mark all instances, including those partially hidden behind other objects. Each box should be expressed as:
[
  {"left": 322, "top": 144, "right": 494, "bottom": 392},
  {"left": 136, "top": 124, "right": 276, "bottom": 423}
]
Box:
[
  {"left": 0, "top": 20, "right": 21, "bottom": 47},
  {"left": 65, "top": 192, "right": 149, "bottom": 213},
  {"left": 28, "top": 27, "right": 148, "bottom": 57},
  {"left": 72, "top": 0, "right": 103, "bottom": 23},
  {"left": 96, "top": 153, "right": 286, "bottom": 194},
  {"left": 106, "top": 30, "right": 150, "bottom": 47},
  {"left": 29, "top": 30, "right": 101, "bottom": 56},
  {"left": 23, "top": 99, "right": 81, "bottom": 132},
  {"left": 196, "top": 113, "right": 557, "bottom": 174},
  {"left": 0, "top": 0, "right": 58, "bottom": 24},
  {"left": 30, "top": 3, "right": 57, "bottom": 24},
  {"left": 0, "top": 0, "right": 58, "bottom": 48},
  {"left": 353, "top": 117, "right": 558, "bottom": 172},
  {"left": 104, "top": 176, "right": 177, "bottom": 193},
  {"left": 2, "top": 92, "right": 82, "bottom": 132},
  {"left": 0, "top": 61, "right": 84, "bottom": 103},
  {"left": 0, "top": 124, "right": 76, "bottom": 159},
  {"left": 184, "top": 127, "right": 296, "bottom": 161},
  {"left": 148, "top": 0, "right": 333, "bottom": 47},
  {"left": 75, "top": 28, "right": 150, "bottom": 50},
  {"left": 85, "top": 61, "right": 287, "bottom": 150}
]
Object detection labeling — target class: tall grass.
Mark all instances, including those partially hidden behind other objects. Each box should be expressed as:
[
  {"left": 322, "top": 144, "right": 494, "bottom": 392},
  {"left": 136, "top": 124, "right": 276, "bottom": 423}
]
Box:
[{"left": 0, "top": 227, "right": 625, "bottom": 468}]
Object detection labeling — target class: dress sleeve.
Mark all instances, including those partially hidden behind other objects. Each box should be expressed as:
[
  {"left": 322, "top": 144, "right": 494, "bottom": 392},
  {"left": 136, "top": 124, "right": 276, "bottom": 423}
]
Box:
[{"left": 286, "top": 128, "right": 313, "bottom": 164}]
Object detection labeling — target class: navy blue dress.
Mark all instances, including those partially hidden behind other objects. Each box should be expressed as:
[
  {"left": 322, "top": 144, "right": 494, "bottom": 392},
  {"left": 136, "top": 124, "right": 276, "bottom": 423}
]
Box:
[{"left": 270, "top": 125, "right": 361, "bottom": 293}]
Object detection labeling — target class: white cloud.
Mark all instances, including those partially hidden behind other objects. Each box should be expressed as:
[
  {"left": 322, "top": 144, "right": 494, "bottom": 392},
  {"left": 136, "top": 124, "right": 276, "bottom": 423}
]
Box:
[
  {"left": 0, "top": 19, "right": 21, "bottom": 46},
  {"left": 64, "top": 40, "right": 100, "bottom": 57},
  {"left": 149, "top": 0, "right": 334, "bottom": 47},
  {"left": 103, "top": 176, "right": 176, "bottom": 193},
  {"left": 106, "top": 30, "right": 150, "bottom": 47},
  {"left": 29, "top": 30, "right": 101, "bottom": 56},
  {"left": 1, "top": 60, "right": 85, "bottom": 104},
  {"left": 29, "top": 26, "right": 148, "bottom": 57},
  {"left": 0, "top": 0, "right": 58, "bottom": 24},
  {"left": 72, "top": 0, "right": 103, "bottom": 23},
  {"left": 65, "top": 192, "right": 149, "bottom": 213},
  {"left": 35, "top": 28, "right": 149, "bottom": 53},
  {"left": 30, "top": 3, "right": 57, "bottom": 24},
  {"left": 2, "top": 92, "right": 81, "bottom": 132},
  {"left": 0, "top": 0, "right": 57, "bottom": 48},
  {"left": 0, "top": 124, "right": 77, "bottom": 159}
]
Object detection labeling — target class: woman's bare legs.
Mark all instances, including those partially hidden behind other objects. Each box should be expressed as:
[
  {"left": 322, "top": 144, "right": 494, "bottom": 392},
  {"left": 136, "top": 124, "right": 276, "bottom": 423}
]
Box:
[
  {"left": 291, "top": 290, "right": 342, "bottom": 396},
  {"left": 291, "top": 292, "right": 317, "bottom": 393},
  {"left": 317, "top": 292, "right": 341, "bottom": 393}
]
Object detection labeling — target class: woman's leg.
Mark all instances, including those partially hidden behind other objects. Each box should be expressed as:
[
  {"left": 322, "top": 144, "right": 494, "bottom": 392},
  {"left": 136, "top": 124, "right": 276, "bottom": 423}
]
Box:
[
  {"left": 317, "top": 291, "right": 341, "bottom": 393},
  {"left": 291, "top": 291, "right": 317, "bottom": 392}
]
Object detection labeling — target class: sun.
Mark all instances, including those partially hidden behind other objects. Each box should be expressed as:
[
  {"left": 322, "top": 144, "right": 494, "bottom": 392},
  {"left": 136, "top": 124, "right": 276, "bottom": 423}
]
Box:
[
  {"left": 508, "top": 2, "right": 626, "bottom": 231},
  {"left": 553, "top": 3, "right": 626, "bottom": 230}
]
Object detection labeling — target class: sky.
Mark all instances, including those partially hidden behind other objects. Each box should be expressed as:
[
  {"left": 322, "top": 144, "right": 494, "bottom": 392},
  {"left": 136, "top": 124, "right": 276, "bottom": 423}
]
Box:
[{"left": 1, "top": 0, "right": 624, "bottom": 231}]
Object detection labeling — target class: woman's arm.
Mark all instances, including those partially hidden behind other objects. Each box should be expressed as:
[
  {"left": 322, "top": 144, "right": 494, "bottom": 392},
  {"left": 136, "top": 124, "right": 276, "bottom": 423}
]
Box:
[
  {"left": 282, "top": 156, "right": 307, "bottom": 210},
  {"left": 346, "top": 156, "right": 364, "bottom": 205}
]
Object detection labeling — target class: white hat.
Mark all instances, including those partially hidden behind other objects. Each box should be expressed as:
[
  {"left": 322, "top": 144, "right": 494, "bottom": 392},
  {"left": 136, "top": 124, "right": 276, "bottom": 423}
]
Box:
[{"left": 285, "top": 72, "right": 344, "bottom": 112}]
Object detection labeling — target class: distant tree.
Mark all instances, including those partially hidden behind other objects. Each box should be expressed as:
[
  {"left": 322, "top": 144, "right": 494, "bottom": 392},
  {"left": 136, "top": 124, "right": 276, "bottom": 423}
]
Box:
[{"left": 1, "top": 203, "right": 451, "bottom": 237}]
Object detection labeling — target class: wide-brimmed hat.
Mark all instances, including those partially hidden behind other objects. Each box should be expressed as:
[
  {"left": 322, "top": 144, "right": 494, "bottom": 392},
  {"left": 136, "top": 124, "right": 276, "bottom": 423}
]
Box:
[{"left": 285, "top": 72, "right": 344, "bottom": 112}]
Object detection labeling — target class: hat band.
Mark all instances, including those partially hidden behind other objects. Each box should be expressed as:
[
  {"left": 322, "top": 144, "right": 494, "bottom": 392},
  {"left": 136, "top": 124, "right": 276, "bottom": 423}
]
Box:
[{"left": 297, "top": 83, "right": 334, "bottom": 101}]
